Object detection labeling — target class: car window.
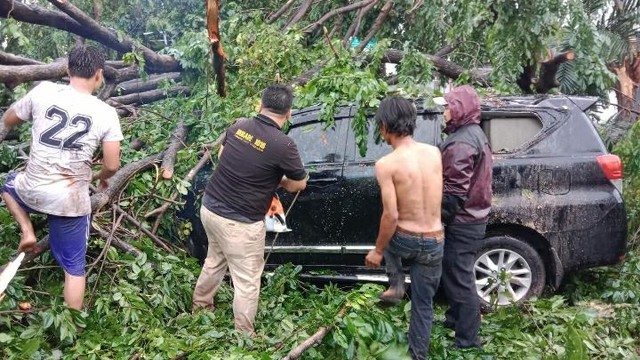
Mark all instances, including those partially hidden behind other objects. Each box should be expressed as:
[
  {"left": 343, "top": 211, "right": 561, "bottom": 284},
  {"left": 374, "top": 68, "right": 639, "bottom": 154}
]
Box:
[
  {"left": 346, "top": 113, "right": 442, "bottom": 162},
  {"left": 288, "top": 121, "right": 345, "bottom": 164},
  {"left": 481, "top": 116, "right": 543, "bottom": 154}
]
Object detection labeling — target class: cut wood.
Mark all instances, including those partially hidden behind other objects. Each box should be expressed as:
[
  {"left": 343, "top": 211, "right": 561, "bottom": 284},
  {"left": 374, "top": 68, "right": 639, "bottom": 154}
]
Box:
[
  {"left": 160, "top": 121, "right": 188, "bottom": 179},
  {"left": 145, "top": 134, "right": 225, "bottom": 233}
]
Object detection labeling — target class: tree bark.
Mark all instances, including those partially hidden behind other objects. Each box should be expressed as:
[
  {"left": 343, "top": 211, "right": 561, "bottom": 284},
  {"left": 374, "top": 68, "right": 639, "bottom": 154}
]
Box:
[
  {"left": 107, "top": 86, "right": 191, "bottom": 106},
  {"left": 0, "top": 51, "right": 43, "bottom": 66},
  {"left": 382, "top": 49, "right": 491, "bottom": 86},
  {"left": 0, "top": 61, "right": 67, "bottom": 88},
  {"left": 91, "top": 153, "right": 164, "bottom": 211},
  {"left": 112, "top": 73, "right": 182, "bottom": 96},
  {"left": 160, "top": 121, "right": 188, "bottom": 179}
]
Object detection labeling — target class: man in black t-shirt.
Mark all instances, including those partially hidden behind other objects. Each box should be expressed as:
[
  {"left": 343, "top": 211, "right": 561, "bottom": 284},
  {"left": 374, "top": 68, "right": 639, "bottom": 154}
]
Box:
[{"left": 192, "top": 84, "right": 307, "bottom": 334}]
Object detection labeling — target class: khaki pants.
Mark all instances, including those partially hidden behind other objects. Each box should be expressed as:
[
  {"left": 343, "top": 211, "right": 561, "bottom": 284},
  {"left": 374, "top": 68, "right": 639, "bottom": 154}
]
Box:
[{"left": 193, "top": 206, "right": 266, "bottom": 334}]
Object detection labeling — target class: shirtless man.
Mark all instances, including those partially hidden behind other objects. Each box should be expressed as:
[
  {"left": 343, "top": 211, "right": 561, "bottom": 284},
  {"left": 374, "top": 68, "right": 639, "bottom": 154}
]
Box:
[{"left": 365, "top": 96, "right": 444, "bottom": 360}]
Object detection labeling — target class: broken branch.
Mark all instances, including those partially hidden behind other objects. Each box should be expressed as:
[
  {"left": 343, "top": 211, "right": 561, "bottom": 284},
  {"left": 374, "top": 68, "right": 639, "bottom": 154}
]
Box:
[{"left": 160, "top": 120, "right": 188, "bottom": 179}]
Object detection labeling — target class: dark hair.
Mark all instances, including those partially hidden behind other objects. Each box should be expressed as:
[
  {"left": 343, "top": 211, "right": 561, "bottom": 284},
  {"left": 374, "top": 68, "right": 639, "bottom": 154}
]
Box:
[
  {"left": 261, "top": 84, "right": 294, "bottom": 115},
  {"left": 374, "top": 96, "right": 416, "bottom": 137},
  {"left": 67, "top": 45, "right": 105, "bottom": 79}
]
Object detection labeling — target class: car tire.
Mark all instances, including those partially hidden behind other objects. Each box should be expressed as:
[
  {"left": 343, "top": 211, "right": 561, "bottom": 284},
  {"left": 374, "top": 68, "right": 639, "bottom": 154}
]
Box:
[{"left": 474, "top": 235, "right": 545, "bottom": 310}]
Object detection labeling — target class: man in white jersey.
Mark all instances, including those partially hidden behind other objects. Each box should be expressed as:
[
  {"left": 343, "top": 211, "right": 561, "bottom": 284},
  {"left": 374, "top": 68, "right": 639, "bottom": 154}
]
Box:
[{"left": 1, "top": 45, "right": 123, "bottom": 310}]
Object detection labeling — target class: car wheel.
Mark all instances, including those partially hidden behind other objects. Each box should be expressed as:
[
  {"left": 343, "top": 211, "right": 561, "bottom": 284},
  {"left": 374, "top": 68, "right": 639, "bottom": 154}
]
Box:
[{"left": 474, "top": 235, "right": 545, "bottom": 308}]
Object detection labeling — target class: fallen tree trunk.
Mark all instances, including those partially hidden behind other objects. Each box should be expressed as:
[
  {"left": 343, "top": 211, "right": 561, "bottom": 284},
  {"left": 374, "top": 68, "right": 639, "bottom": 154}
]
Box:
[
  {"left": 160, "top": 121, "right": 188, "bottom": 179},
  {"left": 107, "top": 86, "right": 191, "bottom": 107},
  {"left": 113, "top": 73, "right": 182, "bottom": 96}
]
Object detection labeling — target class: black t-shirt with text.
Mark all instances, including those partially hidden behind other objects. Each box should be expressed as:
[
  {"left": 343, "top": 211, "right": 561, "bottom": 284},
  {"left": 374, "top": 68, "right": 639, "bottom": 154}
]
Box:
[{"left": 203, "top": 114, "right": 306, "bottom": 222}]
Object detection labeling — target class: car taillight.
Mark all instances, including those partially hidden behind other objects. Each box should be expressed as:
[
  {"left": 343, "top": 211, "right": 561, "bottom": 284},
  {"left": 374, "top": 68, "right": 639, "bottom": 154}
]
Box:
[{"left": 597, "top": 154, "right": 623, "bottom": 193}]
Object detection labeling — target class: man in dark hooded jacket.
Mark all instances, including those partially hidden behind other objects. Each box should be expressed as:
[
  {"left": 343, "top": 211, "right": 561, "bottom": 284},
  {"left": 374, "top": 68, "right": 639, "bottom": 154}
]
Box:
[{"left": 434, "top": 85, "right": 492, "bottom": 348}]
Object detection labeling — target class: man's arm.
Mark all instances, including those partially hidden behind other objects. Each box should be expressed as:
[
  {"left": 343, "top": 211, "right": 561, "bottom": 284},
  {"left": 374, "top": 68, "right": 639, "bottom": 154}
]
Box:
[
  {"left": 366, "top": 161, "right": 398, "bottom": 268},
  {"left": 2, "top": 108, "right": 25, "bottom": 129},
  {"left": 279, "top": 174, "right": 307, "bottom": 192},
  {"left": 94, "top": 141, "right": 121, "bottom": 189}
]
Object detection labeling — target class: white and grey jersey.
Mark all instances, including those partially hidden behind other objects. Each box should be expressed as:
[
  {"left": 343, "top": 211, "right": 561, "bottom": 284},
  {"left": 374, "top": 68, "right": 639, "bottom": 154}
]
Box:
[{"left": 11, "top": 81, "right": 123, "bottom": 216}]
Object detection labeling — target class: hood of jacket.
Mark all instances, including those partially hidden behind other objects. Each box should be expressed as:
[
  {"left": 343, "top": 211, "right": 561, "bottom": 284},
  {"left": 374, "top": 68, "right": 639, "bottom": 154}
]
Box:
[{"left": 443, "top": 85, "right": 481, "bottom": 134}]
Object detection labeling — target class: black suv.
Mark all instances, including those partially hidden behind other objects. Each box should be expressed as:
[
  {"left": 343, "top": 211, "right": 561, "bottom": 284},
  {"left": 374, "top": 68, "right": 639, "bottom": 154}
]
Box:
[{"left": 184, "top": 95, "right": 627, "bottom": 307}]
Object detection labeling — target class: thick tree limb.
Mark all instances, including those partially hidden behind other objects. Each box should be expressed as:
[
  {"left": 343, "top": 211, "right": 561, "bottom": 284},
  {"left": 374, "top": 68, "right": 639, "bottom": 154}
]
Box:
[
  {"left": 112, "top": 73, "right": 182, "bottom": 96},
  {"left": 0, "top": 51, "right": 43, "bottom": 66},
  {"left": 160, "top": 121, "right": 188, "bottom": 179},
  {"left": 304, "top": 0, "right": 376, "bottom": 35},
  {"left": 284, "top": 0, "right": 314, "bottom": 30},
  {"left": 46, "top": 0, "right": 179, "bottom": 72},
  {"left": 267, "top": 0, "right": 296, "bottom": 24},
  {"left": 382, "top": 49, "right": 491, "bottom": 86},
  {"left": 0, "top": 60, "right": 67, "bottom": 88},
  {"left": 91, "top": 153, "right": 164, "bottom": 211},
  {"left": 355, "top": 0, "right": 393, "bottom": 53},
  {"left": 107, "top": 86, "right": 191, "bottom": 106}
]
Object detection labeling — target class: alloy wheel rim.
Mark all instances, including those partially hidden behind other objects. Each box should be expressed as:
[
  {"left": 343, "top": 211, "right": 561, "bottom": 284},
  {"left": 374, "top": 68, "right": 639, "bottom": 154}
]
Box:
[{"left": 474, "top": 248, "right": 533, "bottom": 305}]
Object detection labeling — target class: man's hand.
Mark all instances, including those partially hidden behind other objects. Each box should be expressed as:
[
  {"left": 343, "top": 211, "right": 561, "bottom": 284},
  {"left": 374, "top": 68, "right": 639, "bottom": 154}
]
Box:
[
  {"left": 365, "top": 249, "right": 383, "bottom": 268},
  {"left": 97, "top": 178, "right": 110, "bottom": 191}
]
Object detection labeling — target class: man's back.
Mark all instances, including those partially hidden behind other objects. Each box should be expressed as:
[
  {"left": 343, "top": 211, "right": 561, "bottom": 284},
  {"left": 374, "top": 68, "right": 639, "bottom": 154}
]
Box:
[
  {"left": 379, "top": 141, "right": 442, "bottom": 233},
  {"left": 12, "top": 81, "right": 122, "bottom": 216}
]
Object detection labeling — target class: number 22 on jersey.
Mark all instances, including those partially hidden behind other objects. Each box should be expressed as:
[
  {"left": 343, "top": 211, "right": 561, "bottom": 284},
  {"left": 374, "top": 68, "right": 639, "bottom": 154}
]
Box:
[{"left": 39, "top": 105, "right": 93, "bottom": 150}]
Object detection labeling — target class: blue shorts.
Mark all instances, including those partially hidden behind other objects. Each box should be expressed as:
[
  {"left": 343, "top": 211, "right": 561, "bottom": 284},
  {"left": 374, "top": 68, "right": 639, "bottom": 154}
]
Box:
[{"left": 2, "top": 173, "right": 90, "bottom": 276}]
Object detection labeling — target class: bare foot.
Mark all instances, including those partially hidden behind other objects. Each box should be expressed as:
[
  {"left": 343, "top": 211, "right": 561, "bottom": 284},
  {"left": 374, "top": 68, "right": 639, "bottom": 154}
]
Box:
[{"left": 17, "top": 232, "right": 37, "bottom": 253}]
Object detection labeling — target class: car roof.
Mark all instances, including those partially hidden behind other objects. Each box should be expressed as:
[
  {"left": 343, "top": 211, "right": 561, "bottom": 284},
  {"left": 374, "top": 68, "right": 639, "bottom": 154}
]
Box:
[{"left": 290, "top": 95, "right": 599, "bottom": 127}]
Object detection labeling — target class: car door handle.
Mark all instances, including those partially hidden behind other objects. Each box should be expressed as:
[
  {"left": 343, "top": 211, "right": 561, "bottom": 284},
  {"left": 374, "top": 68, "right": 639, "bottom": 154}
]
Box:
[{"left": 308, "top": 177, "right": 338, "bottom": 183}]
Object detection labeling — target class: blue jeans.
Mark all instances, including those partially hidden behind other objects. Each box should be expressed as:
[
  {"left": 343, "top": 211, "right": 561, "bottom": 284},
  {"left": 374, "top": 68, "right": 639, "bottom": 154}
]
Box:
[{"left": 385, "top": 232, "right": 444, "bottom": 360}]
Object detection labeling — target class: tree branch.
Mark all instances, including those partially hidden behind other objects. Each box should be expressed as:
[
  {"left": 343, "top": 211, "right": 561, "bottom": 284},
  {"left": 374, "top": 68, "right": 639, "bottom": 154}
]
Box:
[
  {"left": 342, "top": 0, "right": 378, "bottom": 47},
  {"left": 160, "top": 120, "right": 188, "bottom": 179},
  {"left": 355, "top": 0, "right": 393, "bottom": 53},
  {"left": 267, "top": 0, "right": 296, "bottom": 24},
  {"left": 0, "top": 51, "right": 43, "bottom": 65},
  {"left": 112, "top": 73, "right": 182, "bottom": 96},
  {"left": 303, "top": 0, "right": 376, "bottom": 35},
  {"left": 107, "top": 86, "right": 191, "bottom": 106},
  {"left": 284, "top": 0, "right": 313, "bottom": 30},
  {"left": 535, "top": 50, "right": 575, "bottom": 93}
]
